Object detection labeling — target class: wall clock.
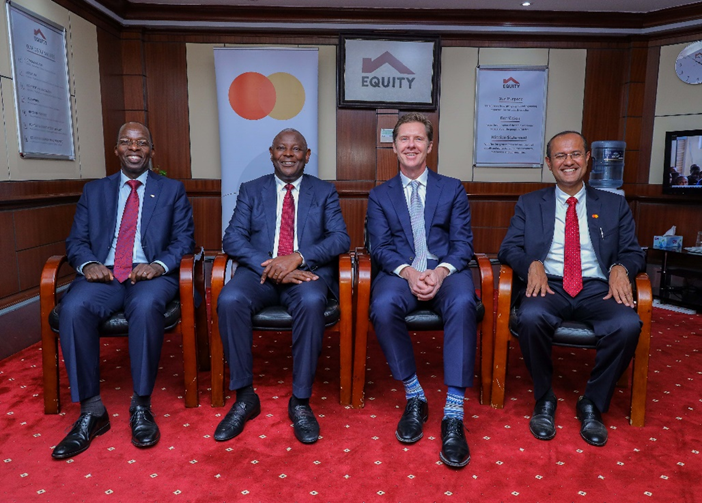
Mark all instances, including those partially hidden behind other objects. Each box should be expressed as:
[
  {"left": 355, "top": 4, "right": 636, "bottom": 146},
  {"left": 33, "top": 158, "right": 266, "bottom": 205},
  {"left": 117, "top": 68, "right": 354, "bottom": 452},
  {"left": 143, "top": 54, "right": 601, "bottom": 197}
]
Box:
[{"left": 675, "top": 41, "right": 702, "bottom": 84}]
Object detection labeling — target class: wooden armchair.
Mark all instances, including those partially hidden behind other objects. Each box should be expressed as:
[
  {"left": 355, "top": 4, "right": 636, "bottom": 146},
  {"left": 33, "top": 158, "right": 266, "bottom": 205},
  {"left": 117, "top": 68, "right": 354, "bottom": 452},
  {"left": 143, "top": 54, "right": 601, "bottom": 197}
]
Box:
[
  {"left": 351, "top": 249, "right": 495, "bottom": 409},
  {"left": 490, "top": 265, "right": 653, "bottom": 427},
  {"left": 209, "top": 252, "right": 354, "bottom": 407},
  {"left": 40, "top": 250, "right": 206, "bottom": 414}
]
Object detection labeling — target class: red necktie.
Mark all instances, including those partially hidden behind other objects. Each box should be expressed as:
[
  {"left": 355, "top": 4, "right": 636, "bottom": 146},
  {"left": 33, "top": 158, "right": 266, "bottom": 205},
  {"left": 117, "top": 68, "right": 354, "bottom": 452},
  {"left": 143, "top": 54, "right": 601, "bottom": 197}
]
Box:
[
  {"left": 563, "top": 196, "right": 583, "bottom": 297},
  {"left": 278, "top": 183, "right": 295, "bottom": 257},
  {"left": 113, "top": 180, "right": 141, "bottom": 283}
]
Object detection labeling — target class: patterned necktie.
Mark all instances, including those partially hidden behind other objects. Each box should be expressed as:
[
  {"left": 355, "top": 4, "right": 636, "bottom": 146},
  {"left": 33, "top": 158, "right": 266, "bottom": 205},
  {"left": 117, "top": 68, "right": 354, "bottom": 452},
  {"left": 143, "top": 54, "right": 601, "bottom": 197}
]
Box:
[
  {"left": 409, "top": 180, "right": 428, "bottom": 272},
  {"left": 114, "top": 179, "right": 141, "bottom": 283},
  {"left": 563, "top": 196, "right": 583, "bottom": 297},
  {"left": 278, "top": 183, "right": 295, "bottom": 257}
]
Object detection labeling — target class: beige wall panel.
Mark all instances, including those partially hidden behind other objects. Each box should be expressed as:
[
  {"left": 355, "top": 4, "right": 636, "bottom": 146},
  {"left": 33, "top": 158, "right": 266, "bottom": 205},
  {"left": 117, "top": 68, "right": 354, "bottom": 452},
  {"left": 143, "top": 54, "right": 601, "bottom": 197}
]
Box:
[
  {"left": 655, "top": 43, "right": 702, "bottom": 117},
  {"left": 438, "top": 47, "right": 478, "bottom": 180},
  {"left": 67, "top": 13, "right": 105, "bottom": 179},
  {"left": 313, "top": 44, "right": 336, "bottom": 181},
  {"left": 0, "top": 4, "right": 12, "bottom": 78},
  {"left": 187, "top": 43, "right": 221, "bottom": 179},
  {"left": 649, "top": 114, "right": 702, "bottom": 184},
  {"left": 0, "top": 79, "right": 10, "bottom": 180},
  {"left": 478, "top": 47, "right": 549, "bottom": 66},
  {"left": 473, "top": 166, "right": 544, "bottom": 183}
]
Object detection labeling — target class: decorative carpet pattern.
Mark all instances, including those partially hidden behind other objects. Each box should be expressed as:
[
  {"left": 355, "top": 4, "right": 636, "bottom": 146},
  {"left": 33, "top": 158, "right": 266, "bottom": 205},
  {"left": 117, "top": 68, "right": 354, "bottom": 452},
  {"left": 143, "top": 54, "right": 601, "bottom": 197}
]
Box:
[{"left": 0, "top": 308, "right": 700, "bottom": 502}]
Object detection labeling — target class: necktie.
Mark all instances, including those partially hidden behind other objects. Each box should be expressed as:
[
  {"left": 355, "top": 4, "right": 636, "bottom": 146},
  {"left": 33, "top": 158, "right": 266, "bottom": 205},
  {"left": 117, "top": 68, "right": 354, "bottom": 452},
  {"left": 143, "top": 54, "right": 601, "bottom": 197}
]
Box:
[
  {"left": 409, "top": 180, "right": 428, "bottom": 272},
  {"left": 114, "top": 179, "right": 141, "bottom": 283},
  {"left": 563, "top": 196, "right": 583, "bottom": 297},
  {"left": 278, "top": 183, "right": 295, "bottom": 257}
]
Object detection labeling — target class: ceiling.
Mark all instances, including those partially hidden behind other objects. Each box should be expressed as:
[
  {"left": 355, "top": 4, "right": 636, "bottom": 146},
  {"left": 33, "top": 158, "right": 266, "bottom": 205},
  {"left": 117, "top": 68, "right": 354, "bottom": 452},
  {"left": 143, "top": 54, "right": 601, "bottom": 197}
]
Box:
[{"left": 126, "top": 0, "right": 699, "bottom": 13}]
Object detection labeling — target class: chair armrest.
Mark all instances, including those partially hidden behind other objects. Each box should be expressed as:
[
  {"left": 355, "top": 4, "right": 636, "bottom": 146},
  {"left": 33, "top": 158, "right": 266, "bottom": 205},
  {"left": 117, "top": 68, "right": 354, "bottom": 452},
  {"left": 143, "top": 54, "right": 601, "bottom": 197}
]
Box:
[
  {"left": 40, "top": 255, "right": 67, "bottom": 319},
  {"left": 41, "top": 255, "right": 68, "bottom": 414},
  {"left": 474, "top": 253, "right": 494, "bottom": 406},
  {"left": 491, "top": 264, "right": 514, "bottom": 408}
]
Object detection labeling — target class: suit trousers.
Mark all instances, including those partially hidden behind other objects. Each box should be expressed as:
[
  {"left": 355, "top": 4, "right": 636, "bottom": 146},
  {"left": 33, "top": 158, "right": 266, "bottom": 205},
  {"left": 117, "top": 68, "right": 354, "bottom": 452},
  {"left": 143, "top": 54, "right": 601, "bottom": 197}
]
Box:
[
  {"left": 58, "top": 273, "right": 179, "bottom": 402},
  {"left": 216, "top": 266, "right": 328, "bottom": 399},
  {"left": 369, "top": 266, "right": 477, "bottom": 388},
  {"left": 516, "top": 277, "right": 642, "bottom": 413}
]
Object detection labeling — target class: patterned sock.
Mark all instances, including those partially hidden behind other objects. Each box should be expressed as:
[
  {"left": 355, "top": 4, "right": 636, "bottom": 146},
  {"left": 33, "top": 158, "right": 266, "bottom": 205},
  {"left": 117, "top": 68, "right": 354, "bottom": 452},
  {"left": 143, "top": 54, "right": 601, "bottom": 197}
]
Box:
[
  {"left": 443, "top": 386, "right": 466, "bottom": 421},
  {"left": 402, "top": 374, "right": 426, "bottom": 402},
  {"left": 130, "top": 393, "right": 151, "bottom": 410},
  {"left": 80, "top": 395, "right": 106, "bottom": 416}
]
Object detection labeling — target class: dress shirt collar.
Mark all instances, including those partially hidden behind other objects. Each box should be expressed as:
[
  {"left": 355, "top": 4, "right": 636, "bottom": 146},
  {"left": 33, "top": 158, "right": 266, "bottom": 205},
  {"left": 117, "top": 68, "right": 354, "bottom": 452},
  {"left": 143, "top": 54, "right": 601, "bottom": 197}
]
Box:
[
  {"left": 120, "top": 170, "right": 149, "bottom": 188},
  {"left": 400, "top": 167, "right": 428, "bottom": 189},
  {"left": 275, "top": 174, "right": 303, "bottom": 192},
  {"left": 555, "top": 182, "right": 586, "bottom": 206}
]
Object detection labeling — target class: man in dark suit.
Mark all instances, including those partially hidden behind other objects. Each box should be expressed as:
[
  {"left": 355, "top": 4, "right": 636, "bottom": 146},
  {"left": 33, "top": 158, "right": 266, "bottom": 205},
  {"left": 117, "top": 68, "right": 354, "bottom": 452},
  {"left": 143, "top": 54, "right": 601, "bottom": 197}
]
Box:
[
  {"left": 498, "top": 131, "right": 645, "bottom": 447},
  {"left": 215, "top": 128, "right": 350, "bottom": 444},
  {"left": 52, "top": 122, "right": 195, "bottom": 459},
  {"left": 366, "top": 113, "right": 476, "bottom": 468}
]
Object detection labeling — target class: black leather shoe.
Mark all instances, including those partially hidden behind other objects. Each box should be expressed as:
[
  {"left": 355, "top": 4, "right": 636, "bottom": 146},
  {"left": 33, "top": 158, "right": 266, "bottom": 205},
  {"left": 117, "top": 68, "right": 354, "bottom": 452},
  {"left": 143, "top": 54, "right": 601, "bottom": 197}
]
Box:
[
  {"left": 214, "top": 394, "right": 261, "bottom": 442},
  {"left": 129, "top": 405, "right": 160, "bottom": 448},
  {"left": 576, "top": 396, "right": 608, "bottom": 447},
  {"left": 288, "top": 398, "right": 320, "bottom": 444},
  {"left": 52, "top": 410, "right": 111, "bottom": 459},
  {"left": 439, "top": 417, "right": 470, "bottom": 468},
  {"left": 529, "top": 395, "right": 557, "bottom": 441},
  {"left": 395, "top": 397, "right": 428, "bottom": 444}
]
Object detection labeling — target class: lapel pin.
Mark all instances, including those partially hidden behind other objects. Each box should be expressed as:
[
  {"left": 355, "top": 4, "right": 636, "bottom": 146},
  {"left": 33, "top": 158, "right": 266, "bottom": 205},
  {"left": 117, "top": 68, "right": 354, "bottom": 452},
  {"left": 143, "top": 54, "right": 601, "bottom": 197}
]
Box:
[
  {"left": 150, "top": 194, "right": 155, "bottom": 198},
  {"left": 592, "top": 214, "right": 598, "bottom": 218}
]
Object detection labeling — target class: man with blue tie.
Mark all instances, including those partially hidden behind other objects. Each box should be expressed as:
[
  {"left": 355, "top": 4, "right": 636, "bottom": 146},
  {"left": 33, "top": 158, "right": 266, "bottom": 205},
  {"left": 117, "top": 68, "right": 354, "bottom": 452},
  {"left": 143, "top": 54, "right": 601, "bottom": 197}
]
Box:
[
  {"left": 215, "top": 129, "right": 350, "bottom": 444},
  {"left": 498, "top": 131, "right": 645, "bottom": 447},
  {"left": 52, "top": 122, "right": 195, "bottom": 459},
  {"left": 366, "top": 113, "right": 477, "bottom": 468}
]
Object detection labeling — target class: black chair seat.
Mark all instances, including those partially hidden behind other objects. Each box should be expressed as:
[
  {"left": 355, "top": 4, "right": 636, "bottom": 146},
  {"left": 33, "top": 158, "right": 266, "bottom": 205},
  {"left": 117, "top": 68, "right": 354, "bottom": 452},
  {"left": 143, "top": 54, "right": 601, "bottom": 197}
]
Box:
[
  {"left": 252, "top": 298, "right": 340, "bottom": 330},
  {"left": 49, "top": 299, "right": 181, "bottom": 336},
  {"left": 509, "top": 308, "right": 597, "bottom": 348},
  {"left": 405, "top": 301, "right": 485, "bottom": 331}
]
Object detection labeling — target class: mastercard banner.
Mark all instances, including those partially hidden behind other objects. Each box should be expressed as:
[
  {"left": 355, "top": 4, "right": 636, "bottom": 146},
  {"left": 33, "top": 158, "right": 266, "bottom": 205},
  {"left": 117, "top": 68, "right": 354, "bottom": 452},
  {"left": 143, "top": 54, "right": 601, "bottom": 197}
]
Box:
[{"left": 214, "top": 48, "right": 319, "bottom": 235}]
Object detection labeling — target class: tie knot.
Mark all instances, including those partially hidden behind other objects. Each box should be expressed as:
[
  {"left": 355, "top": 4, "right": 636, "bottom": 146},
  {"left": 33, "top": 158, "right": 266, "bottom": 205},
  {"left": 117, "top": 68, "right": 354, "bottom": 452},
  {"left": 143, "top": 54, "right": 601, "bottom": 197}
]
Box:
[
  {"left": 410, "top": 180, "right": 419, "bottom": 190},
  {"left": 285, "top": 183, "right": 294, "bottom": 192},
  {"left": 566, "top": 196, "right": 577, "bottom": 207},
  {"left": 127, "top": 180, "right": 141, "bottom": 191}
]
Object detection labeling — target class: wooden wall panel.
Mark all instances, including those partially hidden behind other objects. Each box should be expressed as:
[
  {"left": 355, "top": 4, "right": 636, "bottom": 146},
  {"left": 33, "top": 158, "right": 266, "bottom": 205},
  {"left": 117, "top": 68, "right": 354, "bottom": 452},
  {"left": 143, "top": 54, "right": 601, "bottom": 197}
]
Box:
[
  {"left": 17, "top": 243, "right": 67, "bottom": 291},
  {"left": 632, "top": 200, "right": 701, "bottom": 250},
  {"left": 190, "top": 196, "right": 222, "bottom": 252},
  {"left": 0, "top": 212, "right": 19, "bottom": 298},
  {"left": 336, "top": 109, "right": 376, "bottom": 181},
  {"left": 97, "top": 28, "right": 126, "bottom": 176},
  {"left": 339, "top": 198, "right": 367, "bottom": 250},
  {"left": 144, "top": 41, "right": 191, "bottom": 180},
  {"left": 13, "top": 205, "right": 76, "bottom": 251}
]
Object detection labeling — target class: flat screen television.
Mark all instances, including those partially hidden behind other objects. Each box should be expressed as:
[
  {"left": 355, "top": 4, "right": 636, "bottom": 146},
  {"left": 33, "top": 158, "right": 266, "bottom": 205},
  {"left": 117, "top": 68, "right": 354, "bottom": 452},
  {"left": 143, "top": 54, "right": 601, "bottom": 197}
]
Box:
[{"left": 663, "top": 129, "right": 702, "bottom": 195}]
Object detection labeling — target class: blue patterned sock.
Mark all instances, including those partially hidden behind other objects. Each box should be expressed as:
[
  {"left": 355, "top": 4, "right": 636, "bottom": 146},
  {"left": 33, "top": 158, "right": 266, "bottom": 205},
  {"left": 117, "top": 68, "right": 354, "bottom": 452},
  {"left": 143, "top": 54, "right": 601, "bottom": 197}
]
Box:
[
  {"left": 402, "top": 374, "right": 426, "bottom": 402},
  {"left": 443, "top": 386, "right": 466, "bottom": 420}
]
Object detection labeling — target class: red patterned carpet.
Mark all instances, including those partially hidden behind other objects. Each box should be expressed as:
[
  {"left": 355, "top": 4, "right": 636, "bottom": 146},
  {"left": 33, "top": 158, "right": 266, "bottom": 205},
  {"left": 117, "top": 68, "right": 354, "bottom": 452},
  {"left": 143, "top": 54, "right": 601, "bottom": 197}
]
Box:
[{"left": 1, "top": 308, "right": 700, "bottom": 502}]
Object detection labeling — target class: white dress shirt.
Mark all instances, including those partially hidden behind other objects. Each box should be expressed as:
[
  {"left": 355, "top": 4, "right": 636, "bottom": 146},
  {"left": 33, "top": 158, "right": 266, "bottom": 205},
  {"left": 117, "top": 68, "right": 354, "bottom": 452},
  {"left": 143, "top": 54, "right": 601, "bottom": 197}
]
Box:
[{"left": 273, "top": 175, "right": 302, "bottom": 259}]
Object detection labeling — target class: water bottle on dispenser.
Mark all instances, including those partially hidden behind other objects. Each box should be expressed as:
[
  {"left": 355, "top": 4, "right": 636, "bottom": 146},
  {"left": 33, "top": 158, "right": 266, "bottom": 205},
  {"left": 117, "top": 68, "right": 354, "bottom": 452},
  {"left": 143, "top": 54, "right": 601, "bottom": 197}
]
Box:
[{"left": 589, "top": 141, "right": 625, "bottom": 192}]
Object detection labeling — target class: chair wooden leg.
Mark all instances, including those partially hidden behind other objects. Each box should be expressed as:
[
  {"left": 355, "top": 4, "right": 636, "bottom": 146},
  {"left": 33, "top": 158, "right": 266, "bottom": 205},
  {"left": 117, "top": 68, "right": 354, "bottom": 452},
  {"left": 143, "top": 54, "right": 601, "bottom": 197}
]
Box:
[
  {"left": 42, "top": 334, "right": 60, "bottom": 414},
  {"left": 338, "top": 253, "right": 353, "bottom": 405}
]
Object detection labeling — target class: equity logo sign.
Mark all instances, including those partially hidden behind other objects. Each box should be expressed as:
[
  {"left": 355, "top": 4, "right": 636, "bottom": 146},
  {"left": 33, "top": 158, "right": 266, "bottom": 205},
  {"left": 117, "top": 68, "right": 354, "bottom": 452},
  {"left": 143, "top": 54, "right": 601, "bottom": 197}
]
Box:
[
  {"left": 361, "top": 51, "right": 416, "bottom": 90},
  {"left": 33, "top": 28, "right": 47, "bottom": 45},
  {"left": 503, "top": 77, "right": 520, "bottom": 89}
]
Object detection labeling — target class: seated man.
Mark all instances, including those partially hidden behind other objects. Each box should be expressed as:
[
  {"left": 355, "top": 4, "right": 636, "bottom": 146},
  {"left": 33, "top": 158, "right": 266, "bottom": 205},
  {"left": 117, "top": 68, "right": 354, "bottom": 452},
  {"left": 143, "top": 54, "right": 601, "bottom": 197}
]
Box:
[
  {"left": 215, "top": 128, "right": 350, "bottom": 444},
  {"left": 498, "top": 131, "right": 645, "bottom": 447},
  {"left": 52, "top": 122, "right": 195, "bottom": 459},
  {"left": 366, "top": 113, "right": 477, "bottom": 468}
]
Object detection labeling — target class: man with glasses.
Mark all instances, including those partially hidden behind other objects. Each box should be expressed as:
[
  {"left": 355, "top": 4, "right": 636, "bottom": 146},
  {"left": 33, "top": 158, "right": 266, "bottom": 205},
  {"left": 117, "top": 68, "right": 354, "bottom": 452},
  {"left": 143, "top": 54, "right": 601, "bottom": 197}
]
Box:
[
  {"left": 498, "top": 131, "right": 645, "bottom": 447},
  {"left": 51, "top": 122, "right": 195, "bottom": 459}
]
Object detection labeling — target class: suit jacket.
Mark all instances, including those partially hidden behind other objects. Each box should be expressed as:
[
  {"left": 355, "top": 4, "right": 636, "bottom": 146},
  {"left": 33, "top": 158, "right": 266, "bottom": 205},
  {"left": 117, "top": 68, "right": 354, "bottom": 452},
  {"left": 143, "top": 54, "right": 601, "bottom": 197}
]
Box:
[
  {"left": 498, "top": 184, "right": 645, "bottom": 289},
  {"left": 367, "top": 169, "right": 474, "bottom": 275},
  {"left": 66, "top": 170, "right": 195, "bottom": 274},
  {"left": 222, "top": 173, "right": 350, "bottom": 298}
]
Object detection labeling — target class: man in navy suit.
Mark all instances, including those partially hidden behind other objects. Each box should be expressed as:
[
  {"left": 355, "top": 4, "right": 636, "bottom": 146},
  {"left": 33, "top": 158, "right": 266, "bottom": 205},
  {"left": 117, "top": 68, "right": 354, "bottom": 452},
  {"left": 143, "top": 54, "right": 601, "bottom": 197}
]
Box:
[
  {"left": 498, "top": 131, "right": 645, "bottom": 447},
  {"left": 215, "top": 129, "right": 350, "bottom": 444},
  {"left": 367, "top": 113, "right": 476, "bottom": 468},
  {"left": 52, "top": 122, "right": 195, "bottom": 459}
]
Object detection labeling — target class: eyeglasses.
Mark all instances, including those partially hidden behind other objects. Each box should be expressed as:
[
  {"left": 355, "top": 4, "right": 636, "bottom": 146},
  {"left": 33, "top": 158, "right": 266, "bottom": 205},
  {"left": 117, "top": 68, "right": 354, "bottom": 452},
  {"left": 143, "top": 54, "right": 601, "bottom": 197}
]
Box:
[
  {"left": 118, "top": 138, "right": 151, "bottom": 148},
  {"left": 552, "top": 151, "right": 583, "bottom": 162}
]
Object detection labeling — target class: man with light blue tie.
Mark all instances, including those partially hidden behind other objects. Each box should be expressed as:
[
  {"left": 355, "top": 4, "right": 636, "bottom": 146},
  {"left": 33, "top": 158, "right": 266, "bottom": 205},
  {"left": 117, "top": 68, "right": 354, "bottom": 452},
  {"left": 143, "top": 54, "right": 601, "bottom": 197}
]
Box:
[
  {"left": 52, "top": 122, "right": 195, "bottom": 459},
  {"left": 366, "top": 113, "right": 477, "bottom": 468}
]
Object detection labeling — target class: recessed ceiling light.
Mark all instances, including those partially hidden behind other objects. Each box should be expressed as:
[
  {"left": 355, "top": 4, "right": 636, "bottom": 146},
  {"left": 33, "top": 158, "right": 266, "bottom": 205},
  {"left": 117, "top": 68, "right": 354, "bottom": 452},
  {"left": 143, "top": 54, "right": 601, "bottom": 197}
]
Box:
[{"left": 522, "top": 1, "right": 531, "bottom": 6}]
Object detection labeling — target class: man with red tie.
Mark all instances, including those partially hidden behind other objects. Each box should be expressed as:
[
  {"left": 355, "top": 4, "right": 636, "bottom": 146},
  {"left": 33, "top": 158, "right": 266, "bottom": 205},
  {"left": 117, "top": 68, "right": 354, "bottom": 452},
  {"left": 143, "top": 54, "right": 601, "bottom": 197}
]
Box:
[
  {"left": 215, "top": 129, "right": 350, "bottom": 444},
  {"left": 52, "top": 122, "right": 194, "bottom": 459},
  {"left": 498, "top": 131, "right": 645, "bottom": 447}
]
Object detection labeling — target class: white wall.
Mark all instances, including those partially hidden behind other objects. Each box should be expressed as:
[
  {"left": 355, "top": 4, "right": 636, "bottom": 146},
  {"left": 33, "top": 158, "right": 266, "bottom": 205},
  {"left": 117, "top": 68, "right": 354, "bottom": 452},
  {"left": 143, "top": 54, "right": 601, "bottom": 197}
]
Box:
[{"left": 0, "top": 0, "right": 105, "bottom": 181}]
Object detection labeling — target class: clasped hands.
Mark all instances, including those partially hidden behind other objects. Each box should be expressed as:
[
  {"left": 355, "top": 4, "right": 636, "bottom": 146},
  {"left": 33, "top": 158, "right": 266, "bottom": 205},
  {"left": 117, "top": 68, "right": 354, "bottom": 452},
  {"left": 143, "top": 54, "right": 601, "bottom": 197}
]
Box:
[
  {"left": 526, "top": 260, "right": 635, "bottom": 308},
  {"left": 83, "top": 262, "right": 165, "bottom": 284},
  {"left": 401, "top": 266, "right": 449, "bottom": 301},
  {"left": 260, "top": 253, "right": 318, "bottom": 285}
]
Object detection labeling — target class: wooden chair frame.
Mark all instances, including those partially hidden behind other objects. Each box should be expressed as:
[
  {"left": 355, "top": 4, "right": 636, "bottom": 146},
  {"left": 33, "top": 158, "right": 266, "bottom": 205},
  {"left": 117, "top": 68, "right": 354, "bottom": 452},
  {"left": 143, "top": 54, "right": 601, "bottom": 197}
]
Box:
[
  {"left": 209, "top": 252, "right": 354, "bottom": 407},
  {"left": 351, "top": 250, "right": 495, "bottom": 409},
  {"left": 490, "top": 265, "right": 653, "bottom": 427},
  {"left": 40, "top": 252, "right": 206, "bottom": 414}
]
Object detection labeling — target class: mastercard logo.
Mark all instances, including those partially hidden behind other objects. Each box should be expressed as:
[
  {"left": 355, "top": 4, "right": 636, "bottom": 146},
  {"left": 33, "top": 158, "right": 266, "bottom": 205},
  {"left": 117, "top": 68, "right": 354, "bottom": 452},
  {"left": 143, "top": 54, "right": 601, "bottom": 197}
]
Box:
[{"left": 229, "top": 72, "right": 306, "bottom": 121}]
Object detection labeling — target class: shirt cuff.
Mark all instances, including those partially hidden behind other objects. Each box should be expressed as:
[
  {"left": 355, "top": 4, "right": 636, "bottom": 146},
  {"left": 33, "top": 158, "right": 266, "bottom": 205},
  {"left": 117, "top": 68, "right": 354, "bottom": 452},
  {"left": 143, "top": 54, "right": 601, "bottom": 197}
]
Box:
[
  {"left": 394, "top": 264, "right": 410, "bottom": 277},
  {"left": 608, "top": 263, "right": 628, "bottom": 276},
  {"left": 437, "top": 262, "right": 456, "bottom": 276},
  {"left": 153, "top": 260, "right": 169, "bottom": 274},
  {"left": 78, "top": 261, "right": 100, "bottom": 275},
  {"left": 294, "top": 250, "right": 305, "bottom": 267}
]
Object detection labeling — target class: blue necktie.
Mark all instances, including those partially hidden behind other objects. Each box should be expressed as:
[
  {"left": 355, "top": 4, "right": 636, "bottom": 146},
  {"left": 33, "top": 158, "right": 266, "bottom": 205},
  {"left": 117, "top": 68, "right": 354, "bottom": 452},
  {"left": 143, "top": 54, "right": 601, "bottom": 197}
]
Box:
[{"left": 409, "top": 180, "right": 427, "bottom": 272}]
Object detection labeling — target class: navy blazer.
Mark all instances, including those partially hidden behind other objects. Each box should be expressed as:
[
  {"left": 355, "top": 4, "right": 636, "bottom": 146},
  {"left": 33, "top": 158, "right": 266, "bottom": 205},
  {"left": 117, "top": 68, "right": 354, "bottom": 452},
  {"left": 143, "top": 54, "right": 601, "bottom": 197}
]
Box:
[
  {"left": 498, "top": 184, "right": 645, "bottom": 286},
  {"left": 222, "top": 173, "right": 350, "bottom": 298},
  {"left": 66, "top": 170, "right": 195, "bottom": 274},
  {"left": 367, "top": 169, "right": 474, "bottom": 275}
]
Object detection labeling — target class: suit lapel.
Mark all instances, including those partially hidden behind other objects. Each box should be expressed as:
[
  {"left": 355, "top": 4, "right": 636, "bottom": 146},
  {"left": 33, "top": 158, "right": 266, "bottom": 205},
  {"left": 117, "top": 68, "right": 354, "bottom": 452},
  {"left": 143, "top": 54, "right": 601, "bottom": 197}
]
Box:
[
  {"left": 540, "top": 187, "right": 556, "bottom": 254},
  {"left": 424, "top": 169, "right": 441, "bottom": 232},
  {"left": 104, "top": 173, "right": 121, "bottom": 258},
  {"left": 585, "top": 186, "right": 603, "bottom": 261},
  {"left": 296, "top": 175, "right": 313, "bottom": 244},
  {"left": 264, "top": 175, "right": 277, "bottom": 248},
  {"left": 388, "top": 175, "right": 415, "bottom": 247},
  {"left": 140, "top": 171, "right": 160, "bottom": 238}
]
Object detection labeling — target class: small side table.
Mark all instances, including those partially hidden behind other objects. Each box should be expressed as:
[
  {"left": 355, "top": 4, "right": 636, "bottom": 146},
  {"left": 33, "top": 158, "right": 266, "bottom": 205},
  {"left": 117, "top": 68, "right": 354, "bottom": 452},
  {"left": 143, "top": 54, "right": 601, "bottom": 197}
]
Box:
[{"left": 647, "top": 248, "right": 702, "bottom": 310}]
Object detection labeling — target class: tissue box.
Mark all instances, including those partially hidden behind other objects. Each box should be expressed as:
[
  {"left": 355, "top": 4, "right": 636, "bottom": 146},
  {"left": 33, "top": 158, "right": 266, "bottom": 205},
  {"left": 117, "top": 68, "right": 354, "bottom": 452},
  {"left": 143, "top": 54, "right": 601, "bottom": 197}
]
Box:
[{"left": 653, "top": 235, "right": 683, "bottom": 252}]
